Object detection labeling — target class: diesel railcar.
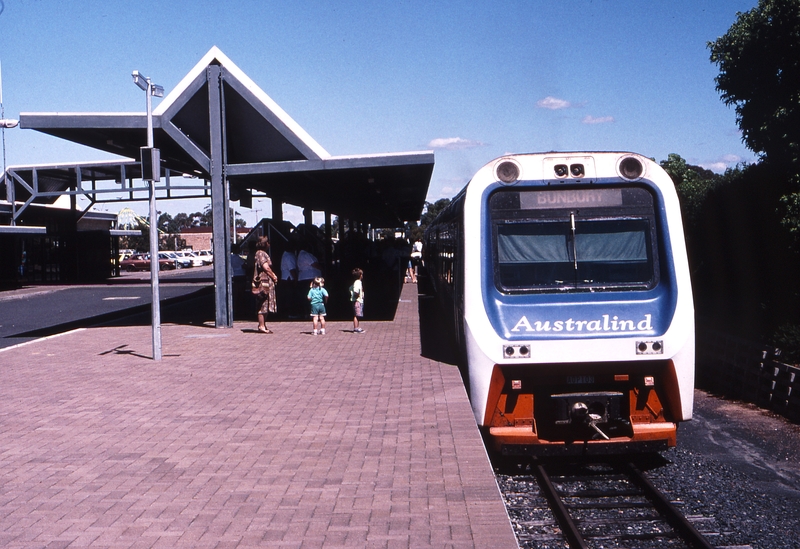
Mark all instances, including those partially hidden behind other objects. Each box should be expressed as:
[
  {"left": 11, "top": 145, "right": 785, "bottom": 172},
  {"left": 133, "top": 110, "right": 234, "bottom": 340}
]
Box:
[{"left": 423, "top": 152, "right": 694, "bottom": 455}]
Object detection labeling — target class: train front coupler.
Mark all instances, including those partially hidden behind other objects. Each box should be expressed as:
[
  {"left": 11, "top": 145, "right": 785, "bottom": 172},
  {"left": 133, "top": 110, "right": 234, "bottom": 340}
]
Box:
[{"left": 552, "top": 391, "right": 630, "bottom": 441}]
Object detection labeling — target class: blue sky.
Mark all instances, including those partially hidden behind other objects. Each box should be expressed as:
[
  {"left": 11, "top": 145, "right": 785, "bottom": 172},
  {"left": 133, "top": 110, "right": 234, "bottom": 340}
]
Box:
[{"left": 0, "top": 0, "right": 758, "bottom": 226}]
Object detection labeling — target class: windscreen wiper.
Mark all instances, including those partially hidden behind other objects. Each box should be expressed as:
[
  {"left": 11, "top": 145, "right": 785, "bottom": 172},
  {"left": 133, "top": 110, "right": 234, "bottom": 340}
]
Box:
[{"left": 570, "top": 212, "right": 578, "bottom": 270}]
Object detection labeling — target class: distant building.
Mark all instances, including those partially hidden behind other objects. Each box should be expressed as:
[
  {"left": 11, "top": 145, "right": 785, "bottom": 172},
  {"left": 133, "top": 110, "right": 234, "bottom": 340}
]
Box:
[
  {"left": 178, "top": 226, "right": 250, "bottom": 252},
  {"left": 0, "top": 204, "right": 119, "bottom": 287}
]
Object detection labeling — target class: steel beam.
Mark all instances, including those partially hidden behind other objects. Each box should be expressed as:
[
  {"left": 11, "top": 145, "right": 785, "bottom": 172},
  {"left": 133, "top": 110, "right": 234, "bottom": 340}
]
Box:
[
  {"left": 208, "top": 65, "right": 233, "bottom": 328},
  {"left": 225, "top": 151, "right": 435, "bottom": 176}
]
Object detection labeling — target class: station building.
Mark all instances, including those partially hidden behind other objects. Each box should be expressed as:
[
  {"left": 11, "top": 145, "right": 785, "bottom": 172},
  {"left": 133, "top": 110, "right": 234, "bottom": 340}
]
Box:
[{"left": 1, "top": 47, "right": 434, "bottom": 322}]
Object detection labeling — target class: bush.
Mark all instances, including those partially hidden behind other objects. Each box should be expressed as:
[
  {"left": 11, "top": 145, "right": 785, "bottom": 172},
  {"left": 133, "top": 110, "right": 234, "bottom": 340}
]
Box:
[{"left": 772, "top": 324, "right": 800, "bottom": 365}]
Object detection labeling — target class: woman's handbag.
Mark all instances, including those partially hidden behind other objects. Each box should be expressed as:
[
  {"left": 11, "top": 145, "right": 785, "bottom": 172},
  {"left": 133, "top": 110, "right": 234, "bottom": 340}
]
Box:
[
  {"left": 251, "top": 257, "right": 277, "bottom": 295},
  {"left": 251, "top": 261, "right": 266, "bottom": 295}
]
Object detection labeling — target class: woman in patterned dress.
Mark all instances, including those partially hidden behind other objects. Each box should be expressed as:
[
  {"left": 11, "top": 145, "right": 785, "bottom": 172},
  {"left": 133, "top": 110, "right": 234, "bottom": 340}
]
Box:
[{"left": 253, "top": 236, "right": 278, "bottom": 333}]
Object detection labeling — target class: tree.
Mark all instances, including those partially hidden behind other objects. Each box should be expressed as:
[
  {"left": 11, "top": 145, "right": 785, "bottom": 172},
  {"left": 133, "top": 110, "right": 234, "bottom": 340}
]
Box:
[
  {"left": 660, "top": 153, "right": 722, "bottom": 229},
  {"left": 419, "top": 198, "right": 451, "bottom": 228},
  {"left": 156, "top": 212, "right": 185, "bottom": 251},
  {"left": 780, "top": 192, "right": 800, "bottom": 246},
  {"left": 708, "top": 0, "right": 800, "bottom": 312},
  {"left": 157, "top": 212, "right": 176, "bottom": 233},
  {"left": 172, "top": 212, "right": 193, "bottom": 230},
  {"left": 194, "top": 207, "right": 213, "bottom": 226},
  {"left": 192, "top": 205, "right": 245, "bottom": 228},
  {"left": 708, "top": 0, "right": 800, "bottom": 168},
  {"left": 407, "top": 198, "right": 451, "bottom": 242}
]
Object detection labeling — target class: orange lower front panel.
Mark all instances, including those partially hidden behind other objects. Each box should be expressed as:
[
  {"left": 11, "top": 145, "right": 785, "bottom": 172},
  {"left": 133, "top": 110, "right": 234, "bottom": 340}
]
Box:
[{"left": 487, "top": 423, "right": 677, "bottom": 456}]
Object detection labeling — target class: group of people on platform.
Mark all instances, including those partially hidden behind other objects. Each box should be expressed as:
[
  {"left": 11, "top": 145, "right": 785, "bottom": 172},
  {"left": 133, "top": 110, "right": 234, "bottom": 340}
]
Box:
[
  {"left": 247, "top": 235, "right": 366, "bottom": 335},
  {"left": 235, "top": 223, "right": 422, "bottom": 335}
]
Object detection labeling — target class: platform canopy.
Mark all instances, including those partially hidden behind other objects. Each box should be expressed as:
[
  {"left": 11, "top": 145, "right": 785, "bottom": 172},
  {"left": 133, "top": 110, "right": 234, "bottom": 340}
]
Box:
[{"left": 19, "top": 47, "right": 434, "bottom": 227}]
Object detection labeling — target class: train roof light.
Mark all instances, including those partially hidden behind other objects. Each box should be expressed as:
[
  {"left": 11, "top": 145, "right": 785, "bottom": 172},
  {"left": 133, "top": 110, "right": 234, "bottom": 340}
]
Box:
[
  {"left": 618, "top": 156, "right": 644, "bottom": 180},
  {"left": 496, "top": 159, "right": 521, "bottom": 184}
]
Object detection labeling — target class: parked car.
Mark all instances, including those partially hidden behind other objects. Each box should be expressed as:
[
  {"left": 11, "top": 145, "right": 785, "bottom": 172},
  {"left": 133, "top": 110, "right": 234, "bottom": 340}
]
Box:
[
  {"left": 177, "top": 250, "right": 204, "bottom": 267},
  {"left": 195, "top": 250, "right": 214, "bottom": 265},
  {"left": 121, "top": 254, "right": 174, "bottom": 272},
  {"left": 115, "top": 252, "right": 133, "bottom": 272},
  {"left": 159, "top": 251, "right": 193, "bottom": 269}
]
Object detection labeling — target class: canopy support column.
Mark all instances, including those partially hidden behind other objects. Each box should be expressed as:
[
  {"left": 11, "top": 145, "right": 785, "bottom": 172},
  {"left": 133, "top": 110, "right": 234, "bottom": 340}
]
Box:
[
  {"left": 208, "top": 64, "right": 233, "bottom": 328},
  {"left": 272, "top": 197, "right": 283, "bottom": 221},
  {"left": 324, "top": 211, "right": 332, "bottom": 271}
]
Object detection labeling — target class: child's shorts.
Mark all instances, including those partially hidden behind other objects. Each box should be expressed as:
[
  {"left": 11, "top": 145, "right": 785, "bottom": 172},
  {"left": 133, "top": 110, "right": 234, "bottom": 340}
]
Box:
[
  {"left": 310, "top": 303, "right": 326, "bottom": 316},
  {"left": 353, "top": 301, "right": 363, "bottom": 318}
]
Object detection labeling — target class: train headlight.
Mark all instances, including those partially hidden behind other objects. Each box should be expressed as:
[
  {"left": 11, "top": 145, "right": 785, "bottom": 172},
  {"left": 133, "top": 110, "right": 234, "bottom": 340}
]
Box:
[
  {"left": 618, "top": 156, "right": 644, "bottom": 180},
  {"left": 503, "top": 344, "right": 531, "bottom": 359},
  {"left": 570, "top": 163, "right": 585, "bottom": 177},
  {"left": 496, "top": 159, "right": 521, "bottom": 184},
  {"left": 554, "top": 164, "right": 569, "bottom": 178},
  {"left": 636, "top": 340, "right": 664, "bottom": 355}
]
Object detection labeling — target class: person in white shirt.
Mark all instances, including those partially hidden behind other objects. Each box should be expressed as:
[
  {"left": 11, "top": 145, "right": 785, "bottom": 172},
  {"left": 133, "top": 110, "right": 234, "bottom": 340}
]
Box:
[
  {"left": 297, "top": 248, "right": 322, "bottom": 281},
  {"left": 350, "top": 267, "right": 365, "bottom": 333}
]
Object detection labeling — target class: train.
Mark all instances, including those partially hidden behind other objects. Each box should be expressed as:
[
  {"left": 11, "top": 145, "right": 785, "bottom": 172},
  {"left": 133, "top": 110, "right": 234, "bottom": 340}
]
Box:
[{"left": 422, "top": 152, "right": 694, "bottom": 456}]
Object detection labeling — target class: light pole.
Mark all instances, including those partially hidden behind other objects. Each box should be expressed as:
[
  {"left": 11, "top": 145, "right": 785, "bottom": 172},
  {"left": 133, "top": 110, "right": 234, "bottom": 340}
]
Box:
[
  {"left": 132, "top": 70, "right": 164, "bottom": 361},
  {"left": 0, "top": 60, "right": 20, "bottom": 225}
]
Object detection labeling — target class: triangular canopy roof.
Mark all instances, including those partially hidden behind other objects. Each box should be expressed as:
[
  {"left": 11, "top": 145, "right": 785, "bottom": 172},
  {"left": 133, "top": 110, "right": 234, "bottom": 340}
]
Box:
[{"left": 19, "top": 47, "right": 434, "bottom": 226}]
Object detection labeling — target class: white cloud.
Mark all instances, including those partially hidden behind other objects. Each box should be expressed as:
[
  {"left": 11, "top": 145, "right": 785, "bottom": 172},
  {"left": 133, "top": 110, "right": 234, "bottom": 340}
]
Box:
[
  {"left": 427, "top": 137, "right": 485, "bottom": 150},
  {"left": 700, "top": 162, "right": 730, "bottom": 173},
  {"left": 582, "top": 115, "right": 614, "bottom": 125},
  {"left": 536, "top": 96, "right": 572, "bottom": 110},
  {"left": 721, "top": 154, "right": 742, "bottom": 164},
  {"left": 699, "top": 154, "right": 747, "bottom": 173}
]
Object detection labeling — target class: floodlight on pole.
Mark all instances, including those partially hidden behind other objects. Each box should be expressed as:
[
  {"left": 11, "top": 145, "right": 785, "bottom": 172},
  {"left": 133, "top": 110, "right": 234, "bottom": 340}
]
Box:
[
  {"left": 0, "top": 59, "right": 18, "bottom": 225},
  {"left": 132, "top": 69, "right": 164, "bottom": 361}
]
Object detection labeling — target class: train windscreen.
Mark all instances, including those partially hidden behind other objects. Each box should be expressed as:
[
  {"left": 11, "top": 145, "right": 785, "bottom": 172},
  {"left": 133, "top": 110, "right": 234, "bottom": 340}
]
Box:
[{"left": 490, "top": 187, "right": 658, "bottom": 292}]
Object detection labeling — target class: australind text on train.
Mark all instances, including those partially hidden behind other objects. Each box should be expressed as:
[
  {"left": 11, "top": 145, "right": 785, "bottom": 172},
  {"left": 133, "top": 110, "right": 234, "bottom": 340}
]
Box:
[{"left": 510, "top": 314, "right": 653, "bottom": 333}]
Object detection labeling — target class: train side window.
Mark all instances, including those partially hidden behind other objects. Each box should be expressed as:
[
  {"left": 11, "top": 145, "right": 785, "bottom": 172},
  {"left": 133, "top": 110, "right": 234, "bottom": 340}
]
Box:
[{"left": 434, "top": 225, "right": 457, "bottom": 288}]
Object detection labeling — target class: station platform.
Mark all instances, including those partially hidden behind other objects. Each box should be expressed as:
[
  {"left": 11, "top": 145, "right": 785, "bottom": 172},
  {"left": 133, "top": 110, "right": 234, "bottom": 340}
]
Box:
[{"left": 0, "top": 283, "right": 518, "bottom": 548}]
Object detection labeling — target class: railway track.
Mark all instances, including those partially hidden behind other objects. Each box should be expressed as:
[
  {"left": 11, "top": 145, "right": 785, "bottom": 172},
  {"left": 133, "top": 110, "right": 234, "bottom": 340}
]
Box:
[{"left": 498, "top": 457, "right": 721, "bottom": 549}]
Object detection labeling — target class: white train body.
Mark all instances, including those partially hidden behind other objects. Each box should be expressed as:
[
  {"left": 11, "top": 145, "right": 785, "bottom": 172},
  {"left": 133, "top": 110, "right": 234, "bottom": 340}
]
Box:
[{"left": 424, "top": 152, "right": 694, "bottom": 455}]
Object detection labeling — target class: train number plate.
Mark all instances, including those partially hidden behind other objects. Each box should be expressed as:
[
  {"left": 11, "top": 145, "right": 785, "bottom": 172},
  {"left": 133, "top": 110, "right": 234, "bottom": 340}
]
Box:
[{"left": 566, "top": 376, "right": 595, "bottom": 384}]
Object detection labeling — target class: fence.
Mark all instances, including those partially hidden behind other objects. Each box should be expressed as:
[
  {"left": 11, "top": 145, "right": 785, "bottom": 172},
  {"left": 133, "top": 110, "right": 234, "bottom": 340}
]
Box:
[{"left": 695, "top": 326, "right": 800, "bottom": 424}]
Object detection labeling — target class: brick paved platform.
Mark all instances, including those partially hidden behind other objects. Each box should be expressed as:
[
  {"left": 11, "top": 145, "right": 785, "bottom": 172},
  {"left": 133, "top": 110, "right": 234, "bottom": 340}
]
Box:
[{"left": 0, "top": 284, "right": 518, "bottom": 548}]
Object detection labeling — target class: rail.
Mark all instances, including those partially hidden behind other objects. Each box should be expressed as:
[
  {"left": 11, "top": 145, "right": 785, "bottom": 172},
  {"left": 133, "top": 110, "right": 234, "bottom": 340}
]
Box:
[{"left": 505, "top": 458, "right": 717, "bottom": 548}]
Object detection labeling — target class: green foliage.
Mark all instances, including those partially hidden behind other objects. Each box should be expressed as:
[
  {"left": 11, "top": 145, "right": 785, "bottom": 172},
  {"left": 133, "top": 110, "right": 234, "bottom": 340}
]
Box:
[
  {"left": 118, "top": 207, "right": 245, "bottom": 252},
  {"left": 120, "top": 224, "right": 150, "bottom": 253},
  {"left": 684, "top": 161, "right": 800, "bottom": 344},
  {"left": 420, "top": 198, "right": 451, "bottom": 228},
  {"left": 700, "top": 1, "right": 800, "bottom": 360},
  {"left": 773, "top": 324, "right": 800, "bottom": 364},
  {"left": 406, "top": 221, "right": 423, "bottom": 243},
  {"left": 405, "top": 198, "right": 451, "bottom": 242},
  {"left": 708, "top": 0, "right": 800, "bottom": 168},
  {"left": 779, "top": 190, "right": 800, "bottom": 247},
  {"left": 660, "top": 153, "right": 722, "bottom": 228}
]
